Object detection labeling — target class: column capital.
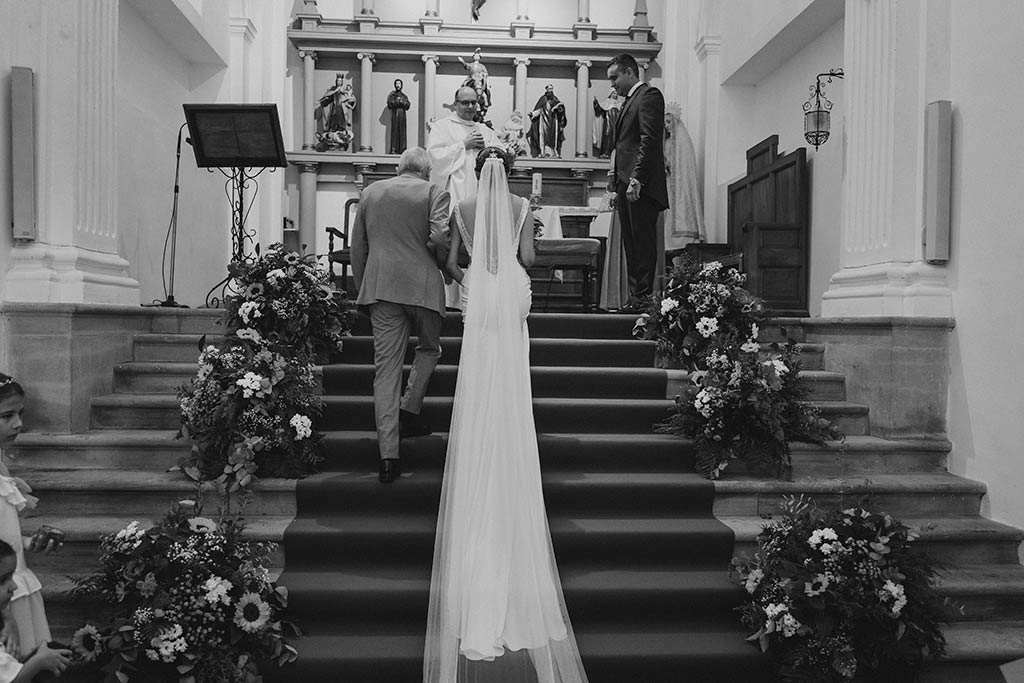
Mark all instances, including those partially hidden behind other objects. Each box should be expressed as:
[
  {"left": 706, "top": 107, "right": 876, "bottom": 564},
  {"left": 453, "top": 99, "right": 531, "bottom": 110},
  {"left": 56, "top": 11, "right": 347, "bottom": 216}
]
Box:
[
  {"left": 514, "top": 57, "right": 531, "bottom": 67},
  {"left": 575, "top": 59, "right": 592, "bottom": 70},
  {"left": 694, "top": 36, "right": 721, "bottom": 62},
  {"left": 422, "top": 54, "right": 440, "bottom": 65},
  {"left": 298, "top": 50, "right": 318, "bottom": 62},
  {"left": 297, "top": 162, "right": 320, "bottom": 174},
  {"left": 357, "top": 52, "right": 376, "bottom": 63}
]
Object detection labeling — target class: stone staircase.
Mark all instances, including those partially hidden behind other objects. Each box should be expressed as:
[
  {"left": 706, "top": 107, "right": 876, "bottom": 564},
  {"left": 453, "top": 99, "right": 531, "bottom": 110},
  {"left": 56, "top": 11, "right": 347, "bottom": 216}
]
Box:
[{"left": 5, "top": 309, "right": 1024, "bottom": 681}]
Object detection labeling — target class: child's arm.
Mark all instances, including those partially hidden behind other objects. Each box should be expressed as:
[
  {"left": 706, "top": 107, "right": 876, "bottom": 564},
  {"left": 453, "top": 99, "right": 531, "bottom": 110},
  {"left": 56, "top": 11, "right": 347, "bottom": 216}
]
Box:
[
  {"left": 11, "top": 642, "right": 70, "bottom": 681},
  {"left": 0, "top": 609, "right": 19, "bottom": 660}
]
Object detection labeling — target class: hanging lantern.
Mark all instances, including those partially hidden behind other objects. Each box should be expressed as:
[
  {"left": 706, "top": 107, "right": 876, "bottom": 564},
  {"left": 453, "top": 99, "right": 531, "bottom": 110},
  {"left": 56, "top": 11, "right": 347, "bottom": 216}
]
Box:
[{"left": 803, "top": 69, "right": 844, "bottom": 150}]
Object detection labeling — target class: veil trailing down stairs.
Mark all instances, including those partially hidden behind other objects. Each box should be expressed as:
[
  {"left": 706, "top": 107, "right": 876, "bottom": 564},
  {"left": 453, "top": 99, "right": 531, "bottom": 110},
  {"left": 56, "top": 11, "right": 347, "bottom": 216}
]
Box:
[{"left": 4, "top": 308, "right": 1024, "bottom": 682}]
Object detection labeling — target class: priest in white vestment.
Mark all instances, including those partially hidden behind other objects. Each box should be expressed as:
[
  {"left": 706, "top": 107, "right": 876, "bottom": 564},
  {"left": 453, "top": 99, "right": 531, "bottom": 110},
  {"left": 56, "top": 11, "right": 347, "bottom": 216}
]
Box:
[{"left": 427, "top": 85, "right": 502, "bottom": 309}]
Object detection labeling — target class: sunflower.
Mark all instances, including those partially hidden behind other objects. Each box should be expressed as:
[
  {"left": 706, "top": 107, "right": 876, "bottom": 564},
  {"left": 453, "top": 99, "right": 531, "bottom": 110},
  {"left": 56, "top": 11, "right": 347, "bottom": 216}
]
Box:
[
  {"left": 234, "top": 592, "right": 271, "bottom": 633},
  {"left": 71, "top": 624, "right": 104, "bottom": 662}
]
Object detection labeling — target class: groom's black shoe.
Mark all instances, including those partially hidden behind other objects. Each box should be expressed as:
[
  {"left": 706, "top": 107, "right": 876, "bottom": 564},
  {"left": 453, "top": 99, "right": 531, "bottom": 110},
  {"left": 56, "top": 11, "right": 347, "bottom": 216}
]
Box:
[
  {"left": 399, "top": 409, "right": 432, "bottom": 438},
  {"left": 379, "top": 458, "right": 401, "bottom": 483}
]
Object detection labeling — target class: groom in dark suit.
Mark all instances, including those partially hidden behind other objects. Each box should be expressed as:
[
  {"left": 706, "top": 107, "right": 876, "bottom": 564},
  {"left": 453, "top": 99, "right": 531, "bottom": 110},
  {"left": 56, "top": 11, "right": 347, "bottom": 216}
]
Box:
[
  {"left": 351, "top": 147, "right": 451, "bottom": 483},
  {"left": 607, "top": 53, "right": 669, "bottom": 311}
]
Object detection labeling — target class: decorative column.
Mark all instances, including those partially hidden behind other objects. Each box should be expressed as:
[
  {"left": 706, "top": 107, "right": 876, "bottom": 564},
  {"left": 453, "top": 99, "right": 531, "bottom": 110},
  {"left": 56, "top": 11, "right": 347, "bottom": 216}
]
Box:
[
  {"left": 297, "top": 163, "right": 319, "bottom": 253},
  {"left": 360, "top": 0, "right": 374, "bottom": 13},
  {"left": 516, "top": 0, "right": 529, "bottom": 21},
  {"left": 574, "top": 60, "right": 591, "bottom": 157},
  {"left": 695, "top": 34, "right": 722, "bottom": 242},
  {"left": 820, "top": 0, "right": 951, "bottom": 317},
  {"left": 420, "top": 0, "right": 442, "bottom": 32},
  {"left": 422, "top": 54, "right": 439, "bottom": 125},
  {"left": 300, "top": 50, "right": 317, "bottom": 150},
  {"left": 424, "top": 0, "right": 439, "bottom": 16},
  {"left": 514, "top": 57, "right": 530, "bottom": 115},
  {"left": 578, "top": 0, "right": 590, "bottom": 22},
  {"left": 4, "top": 0, "right": 138, "bottom": 304},
  {"left": 357, "top": 52, "right": 375, "bottom": 153},
  {"left": 511, "top": 0, "right": 533, "bottom": 38}
]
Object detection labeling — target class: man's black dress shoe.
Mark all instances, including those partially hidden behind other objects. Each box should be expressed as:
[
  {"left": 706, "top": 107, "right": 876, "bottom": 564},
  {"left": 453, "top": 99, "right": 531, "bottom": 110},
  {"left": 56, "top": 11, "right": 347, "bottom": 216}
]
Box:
[
  {"left": 379, "top": 458, "right": 401, "bottom": 483},
  {"left": 399, "top": 409, "right": 432, "bottom": 438}
]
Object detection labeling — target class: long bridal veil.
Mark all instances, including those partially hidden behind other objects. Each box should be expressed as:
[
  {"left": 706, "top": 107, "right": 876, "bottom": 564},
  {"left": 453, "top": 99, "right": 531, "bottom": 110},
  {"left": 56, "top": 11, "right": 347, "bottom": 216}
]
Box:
[{"left": 424, "top": 157, "right": 589, "bottom": 683}]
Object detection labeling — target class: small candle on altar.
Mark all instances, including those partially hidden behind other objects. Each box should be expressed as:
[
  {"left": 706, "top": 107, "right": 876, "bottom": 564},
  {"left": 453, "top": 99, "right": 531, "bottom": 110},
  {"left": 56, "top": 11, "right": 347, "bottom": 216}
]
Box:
[{"left": 531, "top": 172, "right": 542, "bottom": 197}]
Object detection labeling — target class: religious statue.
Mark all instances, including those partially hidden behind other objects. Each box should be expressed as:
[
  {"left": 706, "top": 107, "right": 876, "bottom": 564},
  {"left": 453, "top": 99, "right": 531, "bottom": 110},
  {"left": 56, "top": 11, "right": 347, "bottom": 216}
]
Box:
[
  {"left": 314, "top": 73, "right": 356, "bottom": 152},
  {"left": 386, "top": 78, "right": 411, "bottom": 155},
  {"left": 458, "top": 48, "right": 491, "bottom": 124},
  {"left": 664, "top": 103, "right": 706, "bottom": 247},
  {"left": 527, "top": 84, "right": 567, "bottom": 158},
  {"left": 498, "top": 110, "right": 528, "bottom": 157},
  {"left": 592, "top": 86, "right": 622, "bottom": 158}
]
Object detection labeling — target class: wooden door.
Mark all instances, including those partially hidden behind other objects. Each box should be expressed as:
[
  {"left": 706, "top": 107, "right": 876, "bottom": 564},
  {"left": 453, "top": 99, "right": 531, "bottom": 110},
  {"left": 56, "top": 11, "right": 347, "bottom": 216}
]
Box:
[{"left": 727, "top": 136, "right": 809, "bottom": 316}]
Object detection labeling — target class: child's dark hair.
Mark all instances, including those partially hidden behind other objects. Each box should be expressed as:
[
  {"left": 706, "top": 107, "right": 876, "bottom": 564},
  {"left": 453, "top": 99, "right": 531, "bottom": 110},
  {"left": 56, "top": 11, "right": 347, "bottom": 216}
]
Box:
[
  {"left": 0, "top": 373, "right": 24, "bottom": 401},
  {"left": 0, "top": 539, "right": 13, "bottom": 563},
  {"left": 474, "top": 146, "right": 513, "bottom": 176}
]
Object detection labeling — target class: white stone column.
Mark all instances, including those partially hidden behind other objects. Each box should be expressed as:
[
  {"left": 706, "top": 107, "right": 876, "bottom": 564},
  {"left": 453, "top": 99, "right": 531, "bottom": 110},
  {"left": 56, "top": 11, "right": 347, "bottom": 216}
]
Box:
[
  {"left": 575, "top": 60, "right": 591, "bottom": 158},
  {"left": 424, "top": 0, "right": 439, "bottom": 16},
  {"left": 4, "top": 0, "right": 139, "bottom": 304},
  {"left": 514, "top": 57, "right": 530, "bottom": 115},
  {"left": 360, "top": 0, "right": 375, "bottom": 14},
  {"left": 517, "top": 0, "right": 529, "bottom": 21},
  {"left": 298, "top": 163, "right": 319, "bottom": 253},
  {"left": 300, "top": 50, "right": 317, "bottom": 150},
  {"left": 422, "top": 54, "right": 439, "bottom": 125},
  {"left": 695, "top": 35, "right": 722, "bottom": 243},
  {"left": 228, "top": 18, "right": 256, "bottom": 102},
  {"left": 578, "top": 0, "right": 590, "bottom": 22},
  {"left": 821, "top": 0, "right": 952, "bottom": 317},
  {"left": 357, "top": 52, "right": 375, "bottom": 153}
]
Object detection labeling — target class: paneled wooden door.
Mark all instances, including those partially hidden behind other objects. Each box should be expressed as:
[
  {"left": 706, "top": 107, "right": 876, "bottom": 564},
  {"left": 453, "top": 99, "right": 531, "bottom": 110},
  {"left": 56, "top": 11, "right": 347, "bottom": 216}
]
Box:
[{"left": 727, "top": 136, "right": 810, "bottom": 317}]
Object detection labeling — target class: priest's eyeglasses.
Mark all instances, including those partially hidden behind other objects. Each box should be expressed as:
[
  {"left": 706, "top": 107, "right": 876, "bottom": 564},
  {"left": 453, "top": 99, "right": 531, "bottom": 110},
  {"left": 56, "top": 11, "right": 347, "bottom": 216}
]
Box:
[{"left": 456, "top": 98, "right": 478, "bottom": 106}]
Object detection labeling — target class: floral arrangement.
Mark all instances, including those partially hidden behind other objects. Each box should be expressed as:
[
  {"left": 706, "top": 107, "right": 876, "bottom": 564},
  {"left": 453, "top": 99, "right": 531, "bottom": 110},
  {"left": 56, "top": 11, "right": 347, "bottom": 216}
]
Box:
[
  {"left": 637, "top": 257, "right": 839, "bottom": 479},
  {"left": 732, "top": 496, "right": 947, "bottom": 682},
  {"left": 656, "top": 336, "right": 840, "bottom": 479},
  {"left": 178, "top": 244, "right": 351, "bottom": 492},
  {"left": 633, "top": 258, "right": 765, "bottom": 370},
  {"left": 70, "top": 503, "right": 298, "bottom": 683},
  {"left": 223, "top": 243, "right": 351, "bottom": 363}
]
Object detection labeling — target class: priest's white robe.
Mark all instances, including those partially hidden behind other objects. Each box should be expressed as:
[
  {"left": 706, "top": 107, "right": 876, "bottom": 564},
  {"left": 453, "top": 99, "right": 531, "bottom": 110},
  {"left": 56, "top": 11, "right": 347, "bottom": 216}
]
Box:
[{"left": 427, "top": 114, "right": 502, "bottom": 308}]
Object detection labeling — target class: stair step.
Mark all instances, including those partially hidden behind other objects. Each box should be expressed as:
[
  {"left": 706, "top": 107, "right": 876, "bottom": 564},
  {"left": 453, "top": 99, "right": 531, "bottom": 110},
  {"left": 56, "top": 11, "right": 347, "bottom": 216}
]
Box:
[
  {"left": 936, "top": 565, "right": 1024, "bottom": 621},
  {"left": 294, "top": 470, "right": 716, "bottom": 518},
  {"left": 918, "top": 621, "right": 1024, "bottom": 683},
  {"left": 15, "top": 469, "right": 296, "bottom": 517},
  {"left": 261, "top": 629, "right": 771, "bottom": 683},
  {"left": 347, "top": 311, "right": 642, "bottom": 340},
  {"left": 7, "top": 430, "right": 189, "bottom": 469},
  {"left": 724, "top": 515, "right": 1024, "bottom": 566},
  {"left": 280, "top": 567, "right": 745, "bottom": 630},
  {"left": 666, "top": 368, "right": 845, "bottom": 401},
  {"left": 283, "top": 514, "right": 736, "bottom": 572},
  {"left": 713, "top": 473, "right": 986, "bottom": 518}
]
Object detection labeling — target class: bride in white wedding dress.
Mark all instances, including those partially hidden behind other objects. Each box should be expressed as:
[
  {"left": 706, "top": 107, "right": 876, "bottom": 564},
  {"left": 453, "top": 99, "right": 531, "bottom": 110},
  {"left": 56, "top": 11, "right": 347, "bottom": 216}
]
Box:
[{"left": 424, "top": 149, "right": 589, "bottom": 683}]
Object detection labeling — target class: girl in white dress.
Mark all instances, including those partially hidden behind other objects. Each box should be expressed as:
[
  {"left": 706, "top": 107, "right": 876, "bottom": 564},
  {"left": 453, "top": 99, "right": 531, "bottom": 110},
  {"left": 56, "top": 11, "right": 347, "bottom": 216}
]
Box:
[
  {"left": 0, "top": 375, "right": 62, "bottom": 659},
  {"left": 424, "top": 150, "right": 589, "bottom": 683},
  {"left": 0, "top": 539, "right": 69, "bottom": 681}
]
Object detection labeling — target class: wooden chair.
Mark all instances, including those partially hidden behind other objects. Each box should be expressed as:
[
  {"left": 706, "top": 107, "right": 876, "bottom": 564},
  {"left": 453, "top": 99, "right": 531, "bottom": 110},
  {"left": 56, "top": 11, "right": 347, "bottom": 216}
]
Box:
[{"left": 326, "top": 197, "right": 360, "bottom": 292}]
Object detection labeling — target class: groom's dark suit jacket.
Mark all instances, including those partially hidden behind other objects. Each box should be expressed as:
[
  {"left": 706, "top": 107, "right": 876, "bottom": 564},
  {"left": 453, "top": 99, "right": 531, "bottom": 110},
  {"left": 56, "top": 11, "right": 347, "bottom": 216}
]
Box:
[{"left": 612, "top": 82, "right": 669, "bottom": 210}]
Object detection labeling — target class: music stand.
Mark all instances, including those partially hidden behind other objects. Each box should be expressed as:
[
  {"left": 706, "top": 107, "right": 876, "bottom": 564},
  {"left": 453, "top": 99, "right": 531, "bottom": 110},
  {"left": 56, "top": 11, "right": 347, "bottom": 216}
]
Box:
[{"left": 183, "top": 103, "right": 287, "bottom": 305}]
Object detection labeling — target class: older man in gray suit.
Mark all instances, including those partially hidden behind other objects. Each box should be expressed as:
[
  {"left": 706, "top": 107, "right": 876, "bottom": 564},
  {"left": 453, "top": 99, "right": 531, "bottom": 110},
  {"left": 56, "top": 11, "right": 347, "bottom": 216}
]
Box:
[{"left": 350, "top": 147, "right": 451, "bottom": 483}]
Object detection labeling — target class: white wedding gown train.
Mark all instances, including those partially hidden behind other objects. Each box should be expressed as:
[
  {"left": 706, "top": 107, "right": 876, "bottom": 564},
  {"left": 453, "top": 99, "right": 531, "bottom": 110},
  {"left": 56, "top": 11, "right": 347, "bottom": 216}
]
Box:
[{"left": 424, "top": 158, "right": 589, "bottom": 683}]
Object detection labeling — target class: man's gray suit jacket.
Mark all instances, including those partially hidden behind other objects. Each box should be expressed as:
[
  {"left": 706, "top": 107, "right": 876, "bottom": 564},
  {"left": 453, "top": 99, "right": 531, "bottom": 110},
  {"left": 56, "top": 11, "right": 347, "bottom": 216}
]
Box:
[{"left": 350, "top": 173, "right": 451, "bottom": 317}]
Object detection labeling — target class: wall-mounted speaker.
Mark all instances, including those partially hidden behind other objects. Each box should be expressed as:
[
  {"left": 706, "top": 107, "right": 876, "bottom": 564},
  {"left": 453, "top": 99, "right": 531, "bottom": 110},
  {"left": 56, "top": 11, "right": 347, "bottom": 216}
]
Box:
[
  {"left": 11, "top": 66, "right": 36, "bottom": 243},
  {"left": 923, "top": 99, "right": 951, "bottom": 264}
]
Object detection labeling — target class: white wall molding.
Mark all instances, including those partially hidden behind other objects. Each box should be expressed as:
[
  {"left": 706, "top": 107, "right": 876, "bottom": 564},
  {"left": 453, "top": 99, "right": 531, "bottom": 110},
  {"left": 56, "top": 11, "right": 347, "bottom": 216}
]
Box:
[{"left": 4, "top": 245, "right": 140, "bottom": 305}]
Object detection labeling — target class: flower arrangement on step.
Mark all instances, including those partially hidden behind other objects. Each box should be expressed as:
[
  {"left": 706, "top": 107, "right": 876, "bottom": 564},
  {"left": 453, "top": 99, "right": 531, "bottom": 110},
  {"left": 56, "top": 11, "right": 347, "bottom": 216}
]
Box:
[
  {"left": 69, "top": 501, "right": 298, "bottom": 683},
  {"left": 732, "top": 496, "right": 947, "bottom": 683},
  {"left": 635, "top": 257, "right": 840, "bottom": 479},
  {"left": 633, "top": 257, "right": 766, "bottom": 370},
  {"left": 178, "top": 244, "right": 351, "bottom": 493}
]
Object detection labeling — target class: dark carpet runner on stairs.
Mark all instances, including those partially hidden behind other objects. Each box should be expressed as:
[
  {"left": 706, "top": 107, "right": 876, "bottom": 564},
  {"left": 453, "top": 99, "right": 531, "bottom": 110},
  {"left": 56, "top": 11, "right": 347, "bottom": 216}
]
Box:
[{"left": 267, "top": 313, "right": 771, "bottom": 683}]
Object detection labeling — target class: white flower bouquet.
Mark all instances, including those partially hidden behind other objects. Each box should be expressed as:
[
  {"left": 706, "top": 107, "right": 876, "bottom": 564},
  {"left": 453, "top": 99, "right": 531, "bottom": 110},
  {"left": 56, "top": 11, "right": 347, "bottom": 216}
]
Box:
[
  {"left": 70, "top": 503, "right": 298, "bottom": 683},
  {"left": 732, "top": 496, "right": 947, "bottom": 682}
]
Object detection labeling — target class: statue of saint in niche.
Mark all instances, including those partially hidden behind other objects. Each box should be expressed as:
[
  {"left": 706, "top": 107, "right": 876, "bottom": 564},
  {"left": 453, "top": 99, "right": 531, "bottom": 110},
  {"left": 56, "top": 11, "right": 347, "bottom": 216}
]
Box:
[
  {"left": 593, "top": 86, "right": 622, "bottom": 158},
  {"left": 458, "top": 48, "right": 492, "bottom": 124},
  {"left": 527, "top": 84, "right": 567, "bottom": 158},
  {"left": 315, "top": 73, "right": 356, "bottom": 152},
  {"left": 387, "top": 78, "right": 411, "bottom": 154},
  {"left": 498, "top": 110, "right": 528, "bottom": 157}
]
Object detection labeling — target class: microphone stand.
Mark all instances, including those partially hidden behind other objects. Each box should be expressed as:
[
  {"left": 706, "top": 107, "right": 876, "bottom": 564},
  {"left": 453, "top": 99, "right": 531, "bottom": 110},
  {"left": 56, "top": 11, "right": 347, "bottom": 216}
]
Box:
[{"left": 147, "top": 125, "right": 188, "bottom": 308}]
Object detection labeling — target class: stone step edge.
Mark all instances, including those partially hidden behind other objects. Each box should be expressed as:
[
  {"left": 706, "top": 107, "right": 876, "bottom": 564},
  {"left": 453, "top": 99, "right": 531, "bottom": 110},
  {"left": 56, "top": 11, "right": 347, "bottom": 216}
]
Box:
[{"left": 713, "top": 472, "right": 986, "bottom": 495}]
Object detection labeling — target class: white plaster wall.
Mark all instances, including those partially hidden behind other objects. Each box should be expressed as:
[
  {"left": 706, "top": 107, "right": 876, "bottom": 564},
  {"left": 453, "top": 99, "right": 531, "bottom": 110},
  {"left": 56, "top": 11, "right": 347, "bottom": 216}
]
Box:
[
  {"left": 118, "top": 1, "right": 234, "bottom": 308},
  {"left": 715, "top": 19, "right": 843, "bottom": 316},
  {"left": 0, "top": 0, "right": 13, "bottom": 305},
  {"left": 945, "top": 1, "right": 1024, "bottom": 540}
]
